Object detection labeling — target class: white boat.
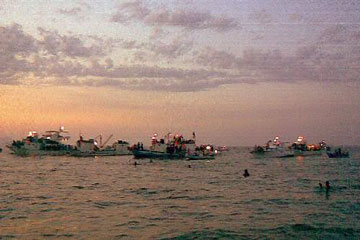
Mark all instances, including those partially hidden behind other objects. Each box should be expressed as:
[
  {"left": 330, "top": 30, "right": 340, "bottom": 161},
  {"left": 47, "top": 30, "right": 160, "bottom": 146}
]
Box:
[
  {"left": 112, "top": 140, "right": 132, "bottom": 155},
  {"left": 251, "top": 137, "right": 294, "bottom": 158},
  {"left": 290, "top": 136, "right": 327, "bottom": 157},
  {"left": 70, "top": 136, "right": 132, "bottom": 157},
  {"left": 8, "top": 127, "right": 72, "bottom": 157},
  {"left": 187, "top": 144, "right": 216, "bottom": 160}
]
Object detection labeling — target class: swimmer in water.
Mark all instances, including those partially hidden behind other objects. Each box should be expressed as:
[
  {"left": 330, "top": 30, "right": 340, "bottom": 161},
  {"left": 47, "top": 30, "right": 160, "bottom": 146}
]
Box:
[
  {"left": 319, "top": 182, "right": 323, "bottom": 189},
  {"left": 243, "top": 169, "right": 250, "bottom": 177}
]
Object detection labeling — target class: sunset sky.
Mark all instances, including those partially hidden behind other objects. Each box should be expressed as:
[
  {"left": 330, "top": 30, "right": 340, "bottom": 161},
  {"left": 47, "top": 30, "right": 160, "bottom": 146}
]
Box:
[{"left": 1, "top": 0, "right": 359, "bottom": 146}]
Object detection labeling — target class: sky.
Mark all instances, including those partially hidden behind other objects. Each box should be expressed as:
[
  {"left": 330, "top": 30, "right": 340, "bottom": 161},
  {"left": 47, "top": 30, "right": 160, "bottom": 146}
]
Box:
[{"left": 0, "top": 0, "right": 360, "bottom": 146}]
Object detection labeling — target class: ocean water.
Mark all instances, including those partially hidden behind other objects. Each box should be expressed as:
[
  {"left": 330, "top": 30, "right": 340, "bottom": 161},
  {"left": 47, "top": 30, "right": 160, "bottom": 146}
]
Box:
[{"left": 0, "top": 147, "right": 359, "bottom": 239}]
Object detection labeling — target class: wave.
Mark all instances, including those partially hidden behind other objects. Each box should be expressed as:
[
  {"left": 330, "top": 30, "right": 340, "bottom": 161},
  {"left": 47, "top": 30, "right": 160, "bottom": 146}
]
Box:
[{"left": 160, "top": 225, "right": 360, "bottom": 239}]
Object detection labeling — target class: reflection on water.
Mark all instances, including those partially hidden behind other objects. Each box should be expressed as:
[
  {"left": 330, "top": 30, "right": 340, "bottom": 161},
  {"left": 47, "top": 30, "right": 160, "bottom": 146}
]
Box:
[{"left": 0, "top": 147, "right": 359, "bottom": 239}]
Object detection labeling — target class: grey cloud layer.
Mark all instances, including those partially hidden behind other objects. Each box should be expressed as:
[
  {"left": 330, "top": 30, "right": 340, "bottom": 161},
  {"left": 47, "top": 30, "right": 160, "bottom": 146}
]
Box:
[
  {"left": 0, "top": 24, "right": 38, "bottom": 84},
  {"left": 0, "top": 23, "right": 234, "bottom": 91},
  {"left": 37, "top": 28, "right": 114, "bottom": 58},
  {"left": 195, "top": 25, "right": 360, "bottom": 83},
  {"left": 111, "top": 0, "right": 238, "bottom": 32},
  {"left": 1, "top": 22, "right": 360, "bottom": 91}
]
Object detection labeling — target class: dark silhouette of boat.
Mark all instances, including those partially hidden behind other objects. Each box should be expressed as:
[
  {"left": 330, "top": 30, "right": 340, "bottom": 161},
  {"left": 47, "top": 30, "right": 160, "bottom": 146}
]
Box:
[{"left": 327, "top": 148, "right": 350, "bottom": 158}]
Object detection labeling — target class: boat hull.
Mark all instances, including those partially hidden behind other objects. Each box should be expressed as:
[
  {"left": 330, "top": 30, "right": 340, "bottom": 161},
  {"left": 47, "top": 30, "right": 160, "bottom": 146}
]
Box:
[
  {"left": 251, "top": 149, "right": 295, "bottom": 158},
  {"left": 69, "top": 150, "right": 132, "bottom": 157},
  {"left": 187, "top": 155, "right": 215, "bottom": 160},
  {"left": 293, "top": 150, "right": 325, "bottom": 157},
  {"left": 132, "top": 150, "right": 186, "bottom": 159},
  {"left": 327, "top": 152, "right": 350, "bottom": 158},
  {"left": 9, "top": 147, "right": 69, "bottom": 157}
]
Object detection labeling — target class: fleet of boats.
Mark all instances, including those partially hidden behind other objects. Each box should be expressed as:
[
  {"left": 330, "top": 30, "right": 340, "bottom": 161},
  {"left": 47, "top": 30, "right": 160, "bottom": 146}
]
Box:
[
  {"left": 5, "top": 128, "right": 218, "bottom": 160},
  {"left": 250, "top": 136, "right": 344, "bottom": 158},
  {"left": 1, "top": 127, "right": 351, "bottom": 159},
  {"left": 131, "top": 133, "right": 217, "bottom": 160}
]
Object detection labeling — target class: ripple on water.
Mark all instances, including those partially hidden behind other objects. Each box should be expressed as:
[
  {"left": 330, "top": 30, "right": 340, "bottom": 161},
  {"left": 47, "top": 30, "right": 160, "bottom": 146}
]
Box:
[
  {"left": 0, "top": 208, "right": 16, "bottom": 212},
  {"left": 42, "top": 233, "right": 74, "bottom": 238},
  {"left": 114, "top": 234, "right": 129, "bottom": 239},
  {"left": 93, "top": 201, "right": 123, "bottom": 209},
  {"left": 161, "top": 225, "right": 360, "bottom": 240},
  {"left": 259, "top": 224, "right": 360, "bottom": 239},
  {"left": 179, "top": 211, "right": 215, "bottom": 220},
  {"left": 0, "top": 235, "right": 17, "bottom": 239},
  {"left": 160, "top": 229, "right": 242, "bottom": 240},
  {"left": 115, "top": 220, "right": 144, "bottom": 230}
]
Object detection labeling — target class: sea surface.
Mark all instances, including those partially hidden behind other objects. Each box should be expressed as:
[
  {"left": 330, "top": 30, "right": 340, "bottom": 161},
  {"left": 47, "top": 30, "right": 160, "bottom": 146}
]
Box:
[{"left": 0, "top": 147, "right": 359, "bottom": 239}]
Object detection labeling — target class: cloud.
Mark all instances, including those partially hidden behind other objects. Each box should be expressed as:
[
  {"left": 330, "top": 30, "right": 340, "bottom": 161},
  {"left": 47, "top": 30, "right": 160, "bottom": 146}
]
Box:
[
  {"left": 0, "top": 23, "right": 38, "bottom": 84},
  {"left": 0, "top": 23, "right": 38, "bottom": 55},
  {"left": 195, "top": 24, "right": 360, "bottom": 84},
  {"left": 31, "top": 58, "right": 236, "bottom": 92},
  {"left": 196, "top": 47, "right": 238, "bottom": 69},
  {"left": 2, "top": 22, "right": 360, "bottom": 91},
  {"left": 149, "top": 38, "right": 193, "bottom": 59},
  {"left": 37, "top": 28, "right": 114, "bottom": 58},
  {"left": 317, "top": 25, "right": 360, "bottom": 45},
  {"left": 58, "top": 7, "right": 82, "bottom": 16},
  {"left": 111, "top": 0, "right": 238, "bottom": 32},
  {"left": 149, "top": 27, "right": 167, "bottom": 40},
  {"left": 110, "top": 0, "right": 150, "bottom": 23},
  {"left": 57, "top": 1, "right": 91, "bottom": 17},
  {"left": 195, "top": 47, "right": 314, "bottom": 83},
  {"left": 249, "top": 9, "right": 273, "bottom": 24}
]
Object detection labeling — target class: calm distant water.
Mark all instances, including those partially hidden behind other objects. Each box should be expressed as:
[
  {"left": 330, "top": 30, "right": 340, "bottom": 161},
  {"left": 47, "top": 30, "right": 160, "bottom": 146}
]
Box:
[{"left": 0, "top": 147, "right": 359, "bottom": 239}]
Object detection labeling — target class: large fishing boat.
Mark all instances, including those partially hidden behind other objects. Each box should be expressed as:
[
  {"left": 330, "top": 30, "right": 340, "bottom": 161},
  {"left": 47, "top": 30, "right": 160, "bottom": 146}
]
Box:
[
  {"left": 70, "top": 135, "right": 131, "bottom": 157},
  {"left": 8, "top": 127, "right": 72, "bottom": 156},
  {"left": 132, "top": 133, "right": 196, "bottom": 159}
]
